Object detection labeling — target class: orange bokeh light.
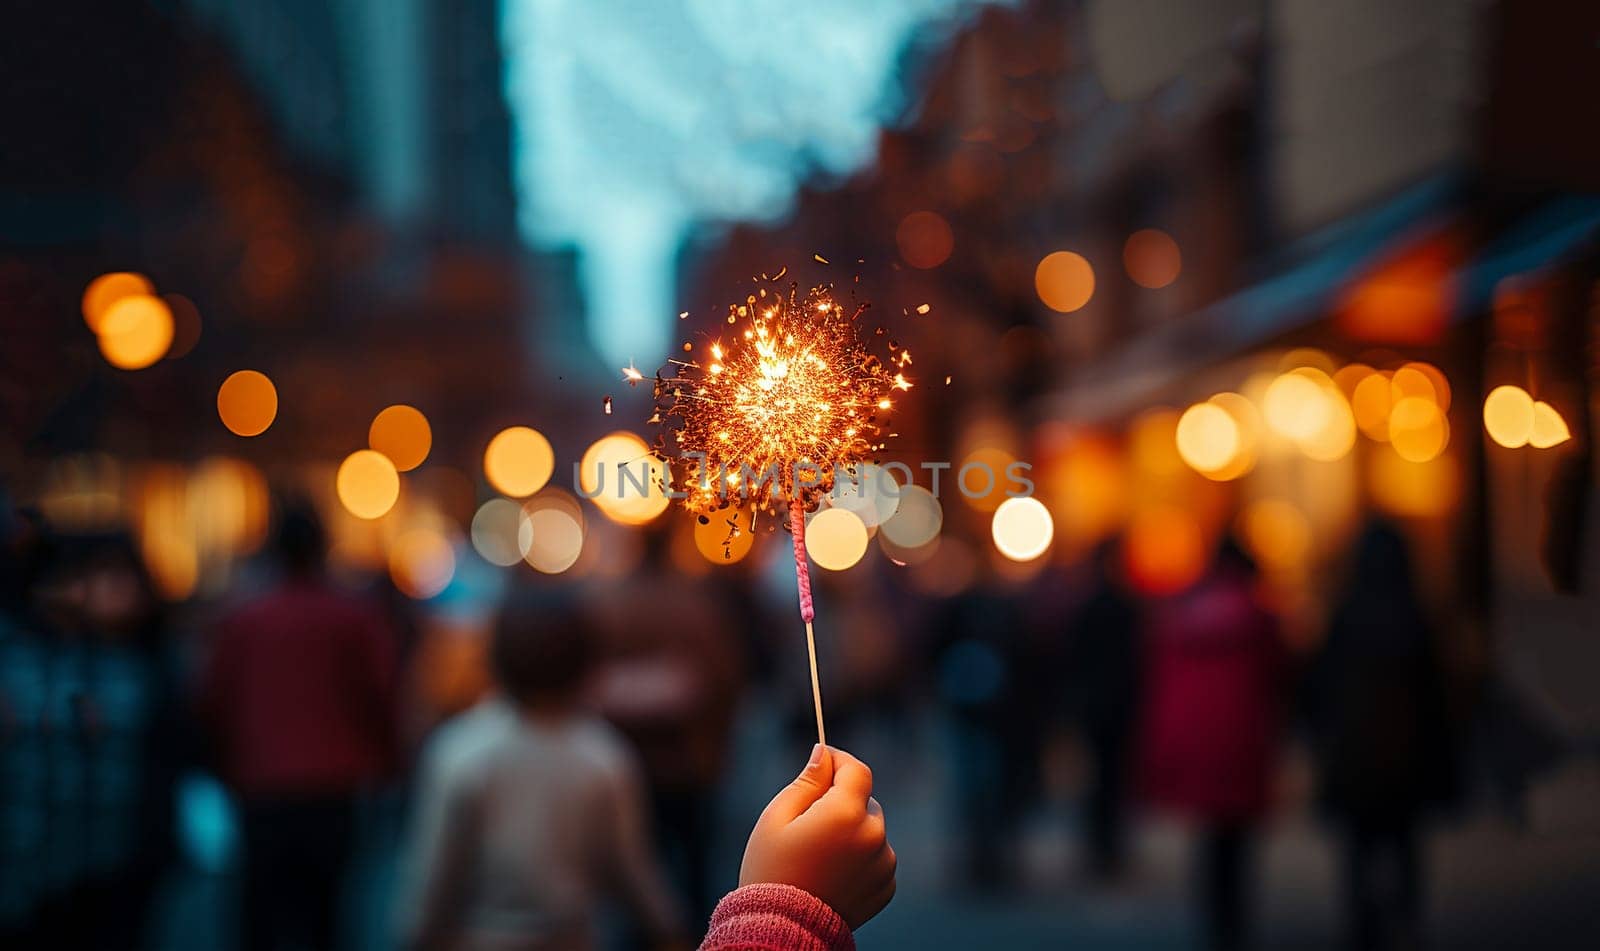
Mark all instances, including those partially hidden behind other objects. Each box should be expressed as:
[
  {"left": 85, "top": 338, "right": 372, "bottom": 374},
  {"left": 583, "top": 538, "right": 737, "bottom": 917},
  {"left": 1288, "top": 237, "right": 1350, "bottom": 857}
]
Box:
[
  {"left": 97, "top": 294, "right": 174, "bottom": 369},
  {"left": 1035, "top": 250, "right": 1095, "bottom": 313},
  {"left": 217, "top": 370, "right": 279, "bottom": 437},
  {"left": 82, "top": 272, "right": 154, "bottom": 333},
  {"left": 369, "top": 405, "right": 432, "bottom": 472}
]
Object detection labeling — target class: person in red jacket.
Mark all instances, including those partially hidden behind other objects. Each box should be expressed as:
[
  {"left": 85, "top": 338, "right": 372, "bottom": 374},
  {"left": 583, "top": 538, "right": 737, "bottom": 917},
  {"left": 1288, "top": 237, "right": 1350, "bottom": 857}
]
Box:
[
  {"left": 200, "top": 501, "right": 400, "bottom": 951},
  {"left": 701, "top": 744, "right": 896, "bottom": 950},
  {"left": 1139, "top": 539, "right": 1285, "bottom": 951}
]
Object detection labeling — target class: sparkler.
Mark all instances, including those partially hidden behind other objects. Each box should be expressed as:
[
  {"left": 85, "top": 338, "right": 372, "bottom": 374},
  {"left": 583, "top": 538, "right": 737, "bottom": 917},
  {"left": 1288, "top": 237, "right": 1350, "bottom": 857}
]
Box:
[{"left": 648, "top": 275, "right": 911, "bottom": 745}]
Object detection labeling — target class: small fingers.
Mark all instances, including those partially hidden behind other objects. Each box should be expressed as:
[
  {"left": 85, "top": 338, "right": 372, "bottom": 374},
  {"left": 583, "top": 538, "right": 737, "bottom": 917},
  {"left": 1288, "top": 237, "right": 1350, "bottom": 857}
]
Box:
[{"left": 826, "top": 747, "right": 874, "bottom": 801}]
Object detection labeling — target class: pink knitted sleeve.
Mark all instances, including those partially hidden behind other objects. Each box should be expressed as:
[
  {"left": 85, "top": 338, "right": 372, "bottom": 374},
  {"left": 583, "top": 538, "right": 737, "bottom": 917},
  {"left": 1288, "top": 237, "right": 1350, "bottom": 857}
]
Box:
[{"left": 699, "top": 883, "right": 855, "bottom": 951}]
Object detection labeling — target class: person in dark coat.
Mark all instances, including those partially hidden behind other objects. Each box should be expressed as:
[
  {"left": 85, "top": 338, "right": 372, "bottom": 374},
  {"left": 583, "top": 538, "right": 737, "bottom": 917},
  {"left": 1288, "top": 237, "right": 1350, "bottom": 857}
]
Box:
[
  {"left": 1064, "top": 539, "right": 1141, "bottom": 881},
  {"left": 1303, "top": 521, "right": 1455, "bottom": 951},
  {"left": 1140, "top": 539, "right": 1284, "bottom": 951}
]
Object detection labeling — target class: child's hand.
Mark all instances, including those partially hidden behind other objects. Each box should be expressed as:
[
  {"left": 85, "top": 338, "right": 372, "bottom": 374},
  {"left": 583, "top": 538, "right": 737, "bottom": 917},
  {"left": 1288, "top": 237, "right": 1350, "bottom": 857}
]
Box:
[{"left": 738, "top": 744, "right": 897, "bottom": 928}]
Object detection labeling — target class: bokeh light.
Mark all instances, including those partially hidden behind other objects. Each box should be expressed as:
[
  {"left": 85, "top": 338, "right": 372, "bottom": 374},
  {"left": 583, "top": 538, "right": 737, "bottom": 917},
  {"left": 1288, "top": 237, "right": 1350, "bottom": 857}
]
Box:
[
  {"left": 1483, "top": 385, "right": 1535, "bottom": 448},
  {"left": 97, "top": 294, "right": 175, "bottom": 369},
  {"left": 484, "top": 426, "right": 554, "bottom": 497},
  {"left": 880, "top": 484, "right": 943, "bottom": 549},
  {"left": 1395, "top": 362, "right": 1451, "bottom": 411},
  {"left": 806, "top": 507, "right": 870, "bottom": 571},
  {"left": 896, "top": 210, "right": 954, "bottom": 269},
  {"left": 217, "top": 370, "right": 279, "bottom": 437},
  {"left": 1351, "top": 371, "right": 1393, "bottom": 441},
  {"left": 82, "top": 272, "right": 154, "bottom": 333},
  {"left": 1123, "top": 229, "right": 1181, "bottom": 289},
  {"left": 1388, "top": 396, "right": 1449, "bottom": 462},
  {"left": 389, "top": 529, "right": 456, "bottom": 599},
  {"left": 579, "top": 431, "right": 669, "bottom": 525},
  {"left": 336, "top": 450, "right": 400, "bottom": 520},
  {"left": 1263, "top": 372, "right": 1329, "bottom": 442},
  {"left": 369, "top": 405, "right": 433, "bottom": 472},
  {"left": 1034, "top": 250, "right": 1095, "bottom": 313},
  {"left": 1264, "top": 369, "right": 1356, "bottom": 461},
  {"left": 1175, "top": 402, "right": 1241, "bottom": 474},
  {"left": 990, "top": 496, "right": 1053, "bottom": 562},
  {"left": 521, "top": 506, "right": 584, "bottom": 574},
  {"left": 1204, "top": 392, "right": 1262, "bottom": 480},
  {"left": 1529, "top": 401, "right": 1572, "bottom": 449},
  {"left": 826, "top": 463, "right": 900, "bottom": 528},
  {"left": 957, "top": 447, "right": 1016, "bottom": 512},
  {"left": 694, "top": 507, "right": 756, "bottom": 564},
  {"left": 470, "top": 498, "right": 526, "bottom": 567}
]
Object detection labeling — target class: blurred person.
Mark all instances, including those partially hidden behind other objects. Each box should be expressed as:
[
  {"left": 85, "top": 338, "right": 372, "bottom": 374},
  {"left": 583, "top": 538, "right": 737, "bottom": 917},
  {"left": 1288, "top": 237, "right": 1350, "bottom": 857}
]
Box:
[
  {"left": 201, "top": 501, "right": 400, "bottom": 951},
  {"left": 398, "top": 585, "right": 687, "bottom": 951},
  {"left": 700, "top": 744, "right": 895, "bottom": 949},
  {"left": 588, "top": 568, "right": 744, "bottom": 924},
  {"left": 1140, "top": 539, "right": 1285, "bottom": 951},
  {"left": 931, "top": 581, "right": 1034, "bottom": 890},
  {"left": 1303, "top": 521, "right": 1456, "bottom": 951},
  {"left": 1, "top": 529, "right": 184, "bottom": 950},
  {"left": 1063, "top": 538, "right": 1142, "bottom": 882}
]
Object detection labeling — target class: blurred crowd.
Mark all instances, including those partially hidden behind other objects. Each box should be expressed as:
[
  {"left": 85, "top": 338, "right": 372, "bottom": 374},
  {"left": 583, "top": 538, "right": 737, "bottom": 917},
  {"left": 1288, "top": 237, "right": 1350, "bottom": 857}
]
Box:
[{"left": 5, "top": 479, "right": 1564, "bottom": 951}]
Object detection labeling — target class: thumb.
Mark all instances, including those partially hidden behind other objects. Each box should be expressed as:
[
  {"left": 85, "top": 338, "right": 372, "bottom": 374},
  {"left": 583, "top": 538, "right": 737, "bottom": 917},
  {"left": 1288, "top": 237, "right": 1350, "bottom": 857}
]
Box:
[{"left": 760, "top": 744, "right": 835, "bottom": 824}]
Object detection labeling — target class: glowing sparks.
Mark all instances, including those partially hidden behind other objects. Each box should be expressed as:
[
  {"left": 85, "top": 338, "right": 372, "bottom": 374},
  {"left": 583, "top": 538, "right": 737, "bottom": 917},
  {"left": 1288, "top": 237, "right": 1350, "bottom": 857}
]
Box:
[
  {"left": 621, "top": 363, "right": 645, "bottom": 384},
  {"left": 653, "top": 278, "right": 909, "bottom": 515}
]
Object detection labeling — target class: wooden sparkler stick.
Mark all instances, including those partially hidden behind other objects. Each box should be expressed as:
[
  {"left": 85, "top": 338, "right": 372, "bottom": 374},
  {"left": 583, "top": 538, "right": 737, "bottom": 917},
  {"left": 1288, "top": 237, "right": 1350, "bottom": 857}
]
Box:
[{"left": 789, "top": 503, "right": 826, "bottom": 747}]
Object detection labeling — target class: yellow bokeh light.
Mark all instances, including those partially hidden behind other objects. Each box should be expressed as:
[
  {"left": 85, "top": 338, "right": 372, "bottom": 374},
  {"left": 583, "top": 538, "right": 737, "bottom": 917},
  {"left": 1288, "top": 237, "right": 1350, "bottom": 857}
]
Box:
[
  {"left": 217, "top": 370, "right": 279, "bottom": 437},
  {"left": 1263, "top": 372, "right": 1330, "bottom": 441},
  {"left": 389, "top": 529, "right": 455, "bottom": 599},
  {"left": 484, "top": 426, "right": 554, "bottom": 497},
  {"left": 1034, "top": 250, "right": 1095, "bottom": 313},
  {"left": 1351, "top": 372, "right": 1393, "bottom": 441},
  {"left": 1265, "top": 369, "right": 1355, "bottom": 461},
  {"left": 522, "top": 506, "right": 584, "bottom": 574},
  {"left": 806, "top": 507, "right": 870, "bottom": 571},
  {"left": 369, "top": 405, "right": 432, "bottom": 472},
  {"left": 83, "top": 272, "right": 154, "bottom": 333},
  {"left": 1483, "top": 385, "right": 1535, "bottom": 448},
  {"left": 991, "top": 496, "right": 1053, "bottom": 562},
  {"left": 336, "top": 450, "right": 400, "bottom": 520},
  {"left": 1388, "top": 396, "right": 1449, "bottom": 462},
  {"left": 1204, "top": 392, "right": 1261, "bottom": 481},
  {"left": 1529, "top": 401, "right": 1571, "bottom": 449},
  {"left": 97, "top": 294, "right": 174, "bottom": 369},
  {"left": 1123, "top": 229, "right": 1181, "bottom": 289},
  {"left": 695, "top": 507, "right": 756, "bottom": 564},
  {"left": 1397, "top": 361, "right": 1451, "bottom": 412},
  {"left": 580, "top": 431, "right": 670, "bottom": 525},
  {"left": 1175, "top": 402, "right": 1241, "bottom": 474}
]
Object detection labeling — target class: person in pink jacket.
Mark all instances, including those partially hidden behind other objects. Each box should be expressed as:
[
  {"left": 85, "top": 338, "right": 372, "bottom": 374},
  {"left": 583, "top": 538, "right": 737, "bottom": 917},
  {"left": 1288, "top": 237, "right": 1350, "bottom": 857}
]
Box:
[{"left": 701, "top": 744, "right": 897, "bottom": 951}]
